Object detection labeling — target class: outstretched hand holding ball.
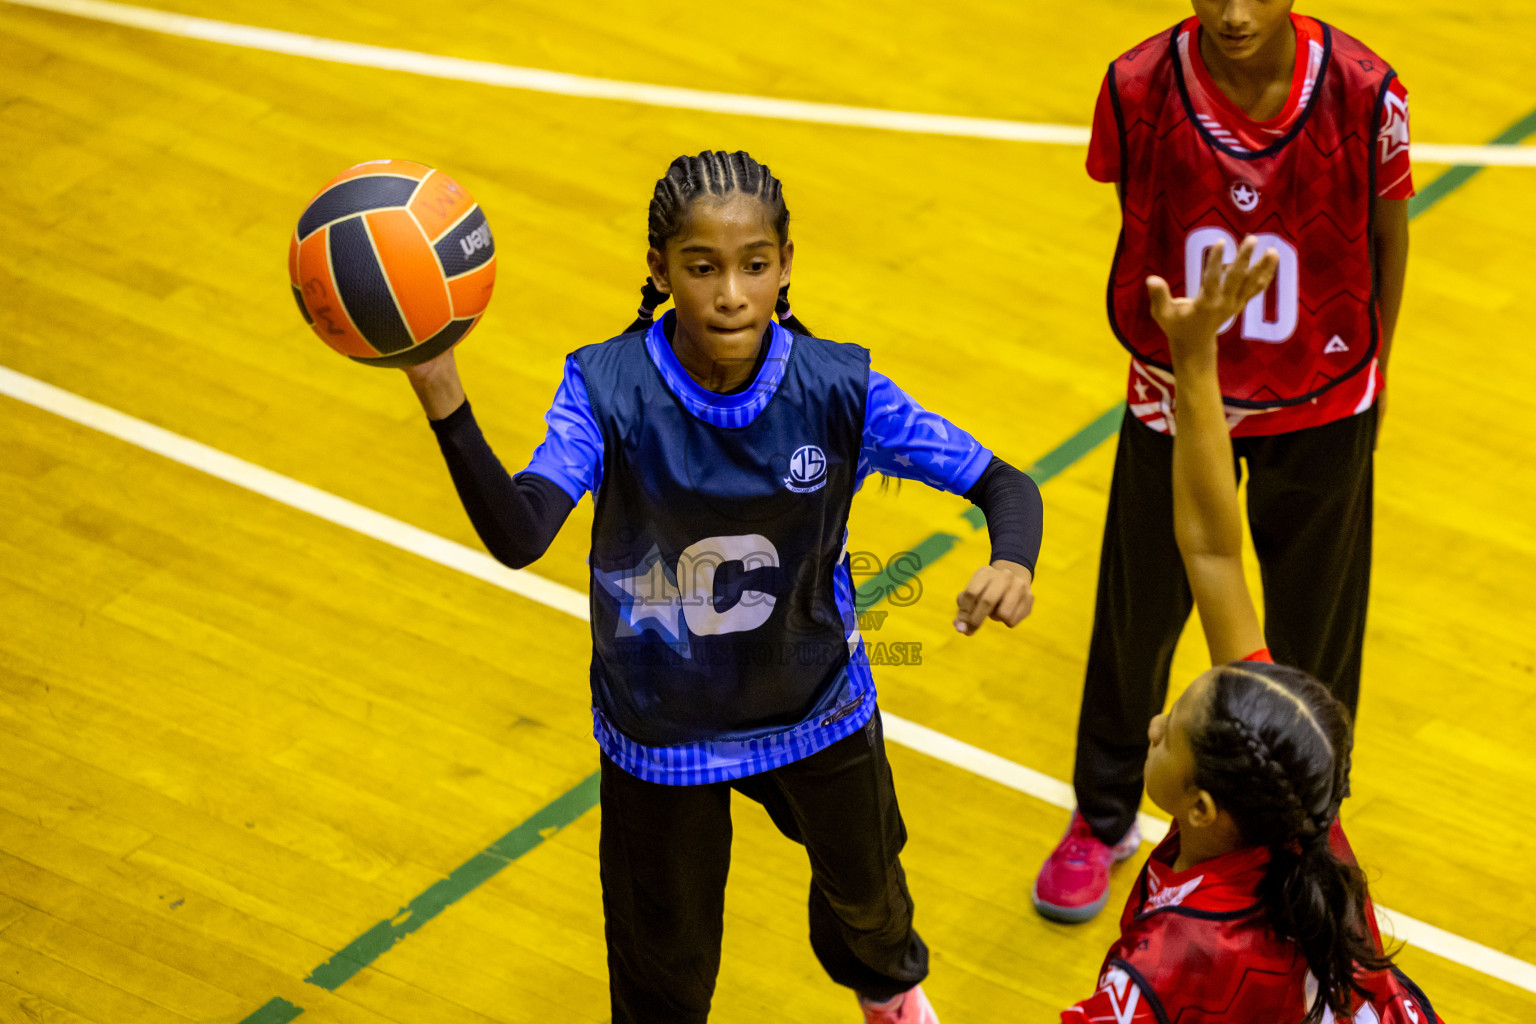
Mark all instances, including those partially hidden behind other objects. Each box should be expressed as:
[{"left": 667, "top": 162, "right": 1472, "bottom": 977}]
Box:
[
  {"left": 401, "top": 347, "right": 467, "bottom": 421},
  {"left": 289, "top": 160, "right": 495, "bottom": 368}
]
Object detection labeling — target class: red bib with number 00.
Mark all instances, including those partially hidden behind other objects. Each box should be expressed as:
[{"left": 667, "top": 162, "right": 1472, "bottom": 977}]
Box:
[{"left": 1105, "top": 22, "right": 1397, "bottom": 408}]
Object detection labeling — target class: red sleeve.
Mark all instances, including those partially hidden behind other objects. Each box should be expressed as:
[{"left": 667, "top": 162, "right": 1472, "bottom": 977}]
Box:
[
  {"left": 1376, "top": 77, "right": 1413, "bottom": 199},
  {"left": 1063, "top": 965, "right": 1163, "bottom": 1023},
  {"left": 1087, "top": 72, "right": 1121, "bottom": 183},
  {"left": 1241, "top": 648, "right": 1274, "bottom": 663}
]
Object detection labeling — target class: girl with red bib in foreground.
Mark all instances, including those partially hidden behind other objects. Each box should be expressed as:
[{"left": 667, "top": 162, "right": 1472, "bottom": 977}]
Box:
[{"left": 1062, "top": 240, "right": 1439, "bottom": 1023}]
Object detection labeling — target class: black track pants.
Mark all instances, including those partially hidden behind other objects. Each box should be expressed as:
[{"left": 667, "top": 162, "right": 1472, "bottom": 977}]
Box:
[
  {"left": 1073, "top": 406, "right": 1376, "bottom": 844},
  {"left": 600, "top": 712, "right": 928, "bottom": 1024}
]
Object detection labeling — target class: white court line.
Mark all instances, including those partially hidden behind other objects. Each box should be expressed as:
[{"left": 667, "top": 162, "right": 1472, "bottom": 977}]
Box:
[
  {"left": 4, "top": 0, "right": 1535, "bottom": 167},
  {"left": 4, "top": 364, "right": 1534, "bottom": 996}
]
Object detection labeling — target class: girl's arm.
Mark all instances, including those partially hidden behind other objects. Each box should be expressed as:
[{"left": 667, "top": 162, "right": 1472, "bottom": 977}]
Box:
[
  {"left": 1370, "top": 196, "right": 1410, "bottom": 442},
  {"left": 858, "top": 371, "right": 1039, "bottom": 635},
  {"left": 954, "top": 459, "right": 1039, "bottom": 635},
  {"left": 1371, "top": 197, "right": 1409, "bottom": 375},
  {"left": 405, "top": 348, "right": 469, "bottom": 421},
  {"left": 1147, "top": 237, "right": 1277, "bottom": 664},
  {"left": 404, "top": 349, "right": 594, "bottom": 569},
  {"left": 430, "top": 404, "right": 575, "bottom": 568}
]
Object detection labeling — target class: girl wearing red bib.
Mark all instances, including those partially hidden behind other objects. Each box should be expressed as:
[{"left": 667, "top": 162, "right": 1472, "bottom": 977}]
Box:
[
  {"left": 1063, "top": 241, "right": 1439, "bottom": 1023},
  {"left": 1040, "top": 0, "right": 1414, "bottom": 927}
]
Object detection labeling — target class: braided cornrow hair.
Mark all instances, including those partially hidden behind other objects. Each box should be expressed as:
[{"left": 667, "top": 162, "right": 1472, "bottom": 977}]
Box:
[
  {"left": 1189, "top": 661, "right": 1392, "bottom": 1024},
  {"left": 623, "top": 151, "right": 812, "bottom": 336}
]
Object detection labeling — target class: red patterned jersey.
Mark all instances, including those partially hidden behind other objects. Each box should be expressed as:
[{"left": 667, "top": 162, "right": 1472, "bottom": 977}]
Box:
[
  {"left": 1088, "top": 16, "right": 1413, "bottom": 437},
  {"left": 1062, "top": 821, "right": 1441, "bottom": 1023}
]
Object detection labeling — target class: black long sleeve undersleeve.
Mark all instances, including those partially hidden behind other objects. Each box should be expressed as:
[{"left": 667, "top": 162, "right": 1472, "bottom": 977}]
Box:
[
  {"left": 962, "top": 456, "right": 1044, "bottom": 575},
  {"left": 428, "top": 401, "right": 575, "bottom": 569}
]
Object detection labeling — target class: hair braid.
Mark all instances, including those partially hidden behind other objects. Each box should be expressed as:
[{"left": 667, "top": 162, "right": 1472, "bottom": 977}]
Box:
[
  {"left": 1190, "top": 661, "right": 1393, "bottom": 1023},
  {"left": 623, "top": 150, "right": 812, "bottom": 336},
  {"left": 1224, "top": 714, "right": 1326, "bottom": 845}
]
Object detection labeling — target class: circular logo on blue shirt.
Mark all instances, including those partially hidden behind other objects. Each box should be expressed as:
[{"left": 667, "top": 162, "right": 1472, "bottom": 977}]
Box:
[{"left": 786, "top": 445, "right": 827, "bottom": 492}]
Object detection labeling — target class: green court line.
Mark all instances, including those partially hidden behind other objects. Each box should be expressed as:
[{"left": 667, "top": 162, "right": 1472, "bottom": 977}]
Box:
[
  {"left": 1409, "top": 106, "right": 1536, "bottom": 218},
  {"left": 236, "top": 104, "right": 1536, "bottom": 1022},
  {"left": 854, "top": 402, "right": 1127, "bottom": 612},
  {"left": 239, "top": 997, "right": 304, "bottom": 1024},
  {"left": 238, "top": 775, "right": 600, "bottom": 1021},
  {"left": 303, "top": 772, "right": 600, "bottom": 991},
  {"left": 858, "top": 102, "right": 1536, "bottom": 614},
  {"left": 1019, "top": 401, "right": 1132, "bottom": 487},
  {"left": 855, "top": 530, "right": 967, "bottom": 613}
]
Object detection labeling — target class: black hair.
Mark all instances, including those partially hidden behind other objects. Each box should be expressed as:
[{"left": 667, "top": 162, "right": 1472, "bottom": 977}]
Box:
[
  {"left": 623, "top": 150, "right": 811, "bottom": 336},
  {"left": 1189, "top": 661, "right": 1393, "bottom": 1024}
]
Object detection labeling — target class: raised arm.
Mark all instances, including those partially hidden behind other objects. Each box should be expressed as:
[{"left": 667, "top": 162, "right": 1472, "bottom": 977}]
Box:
[
  {"left": 402, "top": 349, "right": 590, "bottom": 569},
  {"left": 1147, "top": 237, "right": 1277, "bottom": 665},
  {"left": 405, "top": 347, "right": 470, "bottom": 421}
]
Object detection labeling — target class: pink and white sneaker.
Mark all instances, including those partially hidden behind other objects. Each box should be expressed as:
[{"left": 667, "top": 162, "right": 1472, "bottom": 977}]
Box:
[
  {"left": 1031, "top": 809, "right": 1142, "bottom": 923},
  {"left": 858, "top": 984, "right": 939, "bottom": 1024}
]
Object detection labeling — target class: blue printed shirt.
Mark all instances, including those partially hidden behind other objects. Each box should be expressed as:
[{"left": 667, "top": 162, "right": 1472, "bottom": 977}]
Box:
[{"left": 525, "top": 319, "right": 991, "bottom": 783}]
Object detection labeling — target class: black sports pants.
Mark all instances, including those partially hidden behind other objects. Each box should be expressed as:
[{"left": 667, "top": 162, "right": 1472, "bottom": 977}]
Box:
[
  {"left": 1074, "top": 406, "right": 1376, "bottom": 845},
  {"left": 600, "top": 712, "right": 927, "bottom": 1024}
]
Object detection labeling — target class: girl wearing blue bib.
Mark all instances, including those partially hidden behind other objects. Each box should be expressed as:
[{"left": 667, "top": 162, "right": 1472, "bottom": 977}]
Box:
[{"left": 401, "top": 152, "right": 1044, "bottom": 1024}]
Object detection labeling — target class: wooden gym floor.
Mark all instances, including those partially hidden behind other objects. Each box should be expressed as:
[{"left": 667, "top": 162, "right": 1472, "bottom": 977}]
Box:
[{"left": 1, "top": 0, "right": 1533, "bottom": 1020}]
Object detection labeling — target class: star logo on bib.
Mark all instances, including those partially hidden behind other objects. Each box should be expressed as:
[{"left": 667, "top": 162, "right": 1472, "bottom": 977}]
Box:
[
  {"left": 593, "top": 544, "right": 690, "bottom": 652},
  {"left": 1379, "top": 90, "right": 1410, "bottom": 164},
  {"left": 1229, "top": 180, "right": 1260, "bottom": 212}
]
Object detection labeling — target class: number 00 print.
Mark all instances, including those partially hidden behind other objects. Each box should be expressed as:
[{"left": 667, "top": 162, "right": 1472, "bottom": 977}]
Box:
[{"left": 1184, "top": 227, "right": 1300, "bottom": 343}]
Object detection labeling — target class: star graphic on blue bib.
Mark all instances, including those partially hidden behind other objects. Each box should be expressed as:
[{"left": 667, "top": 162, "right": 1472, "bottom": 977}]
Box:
[{"left": 593, "top": 544, "right": 690, "bottom": 652}]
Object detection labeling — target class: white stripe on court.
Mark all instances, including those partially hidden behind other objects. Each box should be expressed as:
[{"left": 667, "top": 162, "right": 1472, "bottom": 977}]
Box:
[
  {"left": 4, "top": 363, "right": 1534, "bottom": 996},
  {"left": 4, "top": 0, "right": 1534, "bottom": 167},
  {"left": 0, "top": 368, "right": 588, "bottom": 622}
]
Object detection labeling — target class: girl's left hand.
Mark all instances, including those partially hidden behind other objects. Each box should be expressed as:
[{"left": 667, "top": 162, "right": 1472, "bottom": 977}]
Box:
[{"left": 954, "top": 560, "right": 1035, "bottom": 635}]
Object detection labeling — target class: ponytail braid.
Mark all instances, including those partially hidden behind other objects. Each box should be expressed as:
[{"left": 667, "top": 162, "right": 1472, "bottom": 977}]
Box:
[
  {"left": 1191, "top": 662, "right": 1393, "bottom": 1023},
  {"left": 776, "top": 283, "right": 812, "bottom": 336},
  {"left": 623, "top": 277, "right": 670, "bottom": 334},
  {"left": 1223, "top": 714, "right": 1324, "bottom": 845},
  {"left": 622, "top": 151, "right": 810, "bottom": 336}
]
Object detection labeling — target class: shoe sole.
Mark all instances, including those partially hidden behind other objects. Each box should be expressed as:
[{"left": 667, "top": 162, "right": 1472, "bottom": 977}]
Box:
[
  {"left": 1030, "top": 880, "right": 1111, "bottom": 923},
  {"left": 1029, "top": 828, "right": 1143, "bottom": 924}
]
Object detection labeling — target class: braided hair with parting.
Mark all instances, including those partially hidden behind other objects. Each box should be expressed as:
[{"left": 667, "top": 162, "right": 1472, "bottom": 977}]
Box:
[
  {"left": 1188, "top": 660, "right": 1393, "bottom": 1024},
  {"left": 623, "top": 151, "right": 812, "bottom": 336}
]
